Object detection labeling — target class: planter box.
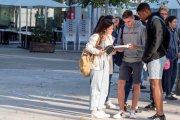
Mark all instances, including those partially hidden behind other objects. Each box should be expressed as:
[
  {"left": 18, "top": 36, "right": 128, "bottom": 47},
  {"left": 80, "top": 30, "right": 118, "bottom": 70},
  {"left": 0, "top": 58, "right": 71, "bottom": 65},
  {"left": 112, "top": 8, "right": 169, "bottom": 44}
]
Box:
[{"left": 30, "top": 42, "right": 55, "bottom": 53}]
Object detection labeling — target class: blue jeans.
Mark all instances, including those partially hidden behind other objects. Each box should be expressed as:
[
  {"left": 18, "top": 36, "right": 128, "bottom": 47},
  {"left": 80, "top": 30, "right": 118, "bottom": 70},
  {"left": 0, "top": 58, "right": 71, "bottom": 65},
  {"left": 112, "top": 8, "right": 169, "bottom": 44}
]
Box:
[
  {"left": 163, "top": 59, "right": 178, "bottom": 96},
  {"left": 105, "top": 74, "right": 113, "bottom": 102}
]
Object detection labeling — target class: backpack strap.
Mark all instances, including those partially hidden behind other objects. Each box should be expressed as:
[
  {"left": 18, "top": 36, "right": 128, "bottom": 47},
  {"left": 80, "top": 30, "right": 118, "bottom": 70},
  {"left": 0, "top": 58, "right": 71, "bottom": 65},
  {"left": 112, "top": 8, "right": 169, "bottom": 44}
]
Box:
[
  {"left": 151, "top": 16, "right": 165, "bottom": 24},
  {"left": 151, "top": 15, "right": 170, "bottom": 52}
]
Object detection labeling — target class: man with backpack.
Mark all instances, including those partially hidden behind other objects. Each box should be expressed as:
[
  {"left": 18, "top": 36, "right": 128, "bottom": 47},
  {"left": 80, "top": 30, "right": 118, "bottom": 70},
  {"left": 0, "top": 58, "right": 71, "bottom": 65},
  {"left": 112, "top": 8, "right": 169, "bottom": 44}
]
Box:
[
  {"left": 137, "top": 3, "right": 167, "bottom": 120},
  {"left": 113, "top": 10, "right": 146, "bottom": 119},
  {"left": 145, "top": 5, "right": 170, "bottom": 111}
]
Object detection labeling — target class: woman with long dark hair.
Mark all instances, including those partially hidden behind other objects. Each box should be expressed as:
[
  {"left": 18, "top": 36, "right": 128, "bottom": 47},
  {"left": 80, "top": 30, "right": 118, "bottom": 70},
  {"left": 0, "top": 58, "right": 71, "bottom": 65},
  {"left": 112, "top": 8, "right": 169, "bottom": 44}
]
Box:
[
  {"left": 85, "top": 18, "right": 114, "bottom": 118},
  {"left": 93, "top": 15, "right": 105, "bottom": 33}
]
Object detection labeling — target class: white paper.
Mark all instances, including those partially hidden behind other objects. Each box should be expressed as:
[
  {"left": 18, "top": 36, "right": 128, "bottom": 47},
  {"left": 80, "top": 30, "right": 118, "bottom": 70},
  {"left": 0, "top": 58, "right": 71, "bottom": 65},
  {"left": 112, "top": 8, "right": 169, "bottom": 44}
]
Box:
[{"left": 113, "top": 45, "right": 129, "bottom": 49}]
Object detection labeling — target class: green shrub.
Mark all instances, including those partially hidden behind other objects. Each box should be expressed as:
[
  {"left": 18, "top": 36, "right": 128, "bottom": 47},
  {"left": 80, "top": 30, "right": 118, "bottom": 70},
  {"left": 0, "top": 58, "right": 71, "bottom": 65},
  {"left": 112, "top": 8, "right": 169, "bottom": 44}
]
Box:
[{"left": 31, "top": 26, "right": 53, "bottom": 43}]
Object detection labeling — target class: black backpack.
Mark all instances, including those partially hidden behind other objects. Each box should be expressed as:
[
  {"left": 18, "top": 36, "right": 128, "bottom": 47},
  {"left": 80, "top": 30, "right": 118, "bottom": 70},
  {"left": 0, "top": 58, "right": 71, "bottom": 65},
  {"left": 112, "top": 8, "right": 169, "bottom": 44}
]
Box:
[
  {"left": 113, "top": 26, "right": 124, "bottom": 67},
  {"left": 151, "top": 16, "right": 170, "bottom": 52}
]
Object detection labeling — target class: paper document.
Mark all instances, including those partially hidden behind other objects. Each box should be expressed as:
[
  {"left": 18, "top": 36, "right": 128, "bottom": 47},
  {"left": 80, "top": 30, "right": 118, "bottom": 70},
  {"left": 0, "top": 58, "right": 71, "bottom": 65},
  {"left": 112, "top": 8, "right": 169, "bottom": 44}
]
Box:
[{"left": 113, "top": 45, "right": 129, "bottom": 49}]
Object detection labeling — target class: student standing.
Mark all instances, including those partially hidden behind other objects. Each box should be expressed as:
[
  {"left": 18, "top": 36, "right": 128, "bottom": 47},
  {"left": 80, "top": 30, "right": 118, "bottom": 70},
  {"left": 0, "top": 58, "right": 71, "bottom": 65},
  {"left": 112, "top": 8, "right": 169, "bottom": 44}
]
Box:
[
  {"left": 137, "top": 3, "right": 167, "bottom": 120},
  {"left": 113, "top": 10, "right": 146, "bottom": 119},
  {"left": 145, "top": 5, "right": 169, "bottom": 110},
  {"left": 86, "top": 18, "right": 114, "bottom": 118},
  {"left": 94, "top": 15, "right": 117, "bottom": 109},
  {"left": 163, "top": 16, "right": 179, "bottom": 100}
]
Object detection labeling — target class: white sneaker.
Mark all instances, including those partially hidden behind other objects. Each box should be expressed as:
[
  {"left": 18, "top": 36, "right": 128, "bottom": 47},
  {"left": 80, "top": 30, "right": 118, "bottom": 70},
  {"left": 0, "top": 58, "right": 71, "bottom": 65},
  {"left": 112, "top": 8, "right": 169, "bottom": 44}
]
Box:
[
  {"left": 171, "top": 92, "right": 177, "bottom": 97},
  {"left": 113, "top": 111, "right": 126, "bottom": 119},
  {"left": 99, "top": 110, "right": 110, "bottom": 118},
  {"left": 129, "top": 110, "right": 137, "bottom": 119},
  {"left": 91, "top": 110, "right": 110, "bottom": 118},
  {"left": 105, "top": 100, "right": 116, "bottom": 109},
  {"left": 91, "top": 111, "right": 102, "bottom": 118},
  {"left": 102, "top": 104, "right": 106, "bottom": 109},
  {"left": 163, "top": 97, "right": 167, "bottom": 104}
]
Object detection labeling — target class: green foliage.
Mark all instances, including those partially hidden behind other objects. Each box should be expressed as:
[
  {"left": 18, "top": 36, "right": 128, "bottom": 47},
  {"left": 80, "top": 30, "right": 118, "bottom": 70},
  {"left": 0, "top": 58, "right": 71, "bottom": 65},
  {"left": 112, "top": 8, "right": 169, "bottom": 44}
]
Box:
[
  {"left": 77, "top": 0, "right": 160, "bottom": 7},
  {"left": 31, "top": 26, "right": 53, "bottom": 43},
  {"left": 76, "top": 0, "right": 161, "bottom": 33},
  {"left": 78, "top": 0, "right": 131, "bottom": 7},
  {"left": 110, "top": 0, "right": 130, "bottom": 6},
  {"left": 77, "top": 0, "right": 102, "bottom": 7},
  {"left": 146, "top": 0, "right": 159, "bottom": 3}
]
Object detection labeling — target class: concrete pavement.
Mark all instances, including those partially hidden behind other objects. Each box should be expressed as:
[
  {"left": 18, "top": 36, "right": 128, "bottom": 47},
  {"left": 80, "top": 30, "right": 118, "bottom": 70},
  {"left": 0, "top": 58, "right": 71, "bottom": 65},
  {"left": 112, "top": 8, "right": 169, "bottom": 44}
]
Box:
[{"left": 0, "top": 44, "right": 179, "bottom": 120}]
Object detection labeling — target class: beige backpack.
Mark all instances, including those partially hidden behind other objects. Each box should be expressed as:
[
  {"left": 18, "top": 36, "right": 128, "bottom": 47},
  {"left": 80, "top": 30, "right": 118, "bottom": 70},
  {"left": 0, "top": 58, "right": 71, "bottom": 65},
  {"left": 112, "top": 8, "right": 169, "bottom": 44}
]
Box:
[
  {"left": 79, "top": 37, "right": 101, "bottom": 77},
  {"left": 79, "top": 49, "right": 94, "bottom": 77}
]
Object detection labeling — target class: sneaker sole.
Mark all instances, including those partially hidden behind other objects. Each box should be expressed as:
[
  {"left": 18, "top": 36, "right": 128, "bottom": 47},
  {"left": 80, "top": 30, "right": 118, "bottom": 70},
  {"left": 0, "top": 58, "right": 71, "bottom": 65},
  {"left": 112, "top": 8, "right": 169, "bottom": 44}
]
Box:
[{"left": 91, "top": 115, "right": 110, "bottom": 118}]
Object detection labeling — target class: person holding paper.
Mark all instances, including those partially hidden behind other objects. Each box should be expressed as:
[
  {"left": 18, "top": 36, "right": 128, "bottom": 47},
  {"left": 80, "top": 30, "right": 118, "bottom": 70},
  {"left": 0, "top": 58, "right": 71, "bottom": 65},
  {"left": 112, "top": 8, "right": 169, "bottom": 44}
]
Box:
[
  {"left": 86, "top": 18, "right": 115, "bottom": 118},
  {"left": 113, "top": 10, "right": 146, "bottom": 119}
]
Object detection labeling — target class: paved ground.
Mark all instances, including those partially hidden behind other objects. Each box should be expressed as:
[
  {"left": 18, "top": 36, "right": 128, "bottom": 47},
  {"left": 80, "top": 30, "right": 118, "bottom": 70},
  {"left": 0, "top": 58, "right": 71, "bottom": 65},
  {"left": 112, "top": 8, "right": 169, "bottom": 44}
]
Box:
[{"left": 0, "top": 44, "right": 179, "bottom": 120}]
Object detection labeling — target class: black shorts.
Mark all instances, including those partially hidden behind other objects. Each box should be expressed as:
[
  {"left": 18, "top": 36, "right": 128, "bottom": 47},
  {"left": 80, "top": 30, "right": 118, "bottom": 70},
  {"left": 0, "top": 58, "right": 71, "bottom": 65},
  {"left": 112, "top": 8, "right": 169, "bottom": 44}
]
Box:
[{"left": 119, "top": 61, "right": 143, "bottom": 84}]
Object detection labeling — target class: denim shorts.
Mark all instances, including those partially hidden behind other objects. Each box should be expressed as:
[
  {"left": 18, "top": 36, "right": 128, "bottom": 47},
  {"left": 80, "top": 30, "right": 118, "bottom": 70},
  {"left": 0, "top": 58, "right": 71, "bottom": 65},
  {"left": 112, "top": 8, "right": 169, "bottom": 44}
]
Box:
[
  {"left": 147, "top": 56, "right": 166, "bottom": 79},
  {"left": 119, "top": 61, "right": 143, "bottom": 84}
]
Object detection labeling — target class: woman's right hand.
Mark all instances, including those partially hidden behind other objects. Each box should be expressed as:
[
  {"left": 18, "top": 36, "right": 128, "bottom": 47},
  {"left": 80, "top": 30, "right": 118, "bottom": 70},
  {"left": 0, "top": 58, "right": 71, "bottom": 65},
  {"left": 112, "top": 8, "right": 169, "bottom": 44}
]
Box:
[{"left": 98, "top": 49, "right": 105, "bottom": 55}]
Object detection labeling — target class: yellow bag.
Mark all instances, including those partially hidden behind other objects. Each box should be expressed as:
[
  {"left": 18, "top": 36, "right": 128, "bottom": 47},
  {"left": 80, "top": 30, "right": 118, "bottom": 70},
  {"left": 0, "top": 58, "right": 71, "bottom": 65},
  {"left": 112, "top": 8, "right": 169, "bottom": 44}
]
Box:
[
  {"left": 79, "top": 36, "right": 101, "bottom": 77},
  {"left": 79, "top": 49, "right": 94, "bottom": 77}
]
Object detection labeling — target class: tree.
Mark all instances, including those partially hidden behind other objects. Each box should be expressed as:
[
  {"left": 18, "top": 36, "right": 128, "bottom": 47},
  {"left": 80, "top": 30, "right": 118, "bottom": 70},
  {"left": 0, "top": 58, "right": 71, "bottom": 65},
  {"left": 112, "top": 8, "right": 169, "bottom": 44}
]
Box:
[
  {"left": 78, "top": 0, "right": 131, "bottom": 33},
  {"left": 77, "top": 0, "right": 160, "bottom": 33}
]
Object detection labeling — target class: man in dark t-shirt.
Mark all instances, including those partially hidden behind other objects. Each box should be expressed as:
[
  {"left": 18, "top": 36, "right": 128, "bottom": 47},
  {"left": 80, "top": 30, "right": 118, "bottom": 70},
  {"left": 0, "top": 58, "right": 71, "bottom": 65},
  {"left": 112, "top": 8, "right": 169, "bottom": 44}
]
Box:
[{"left": 137, "top": 2, "right": 166, "bottom": 120}]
